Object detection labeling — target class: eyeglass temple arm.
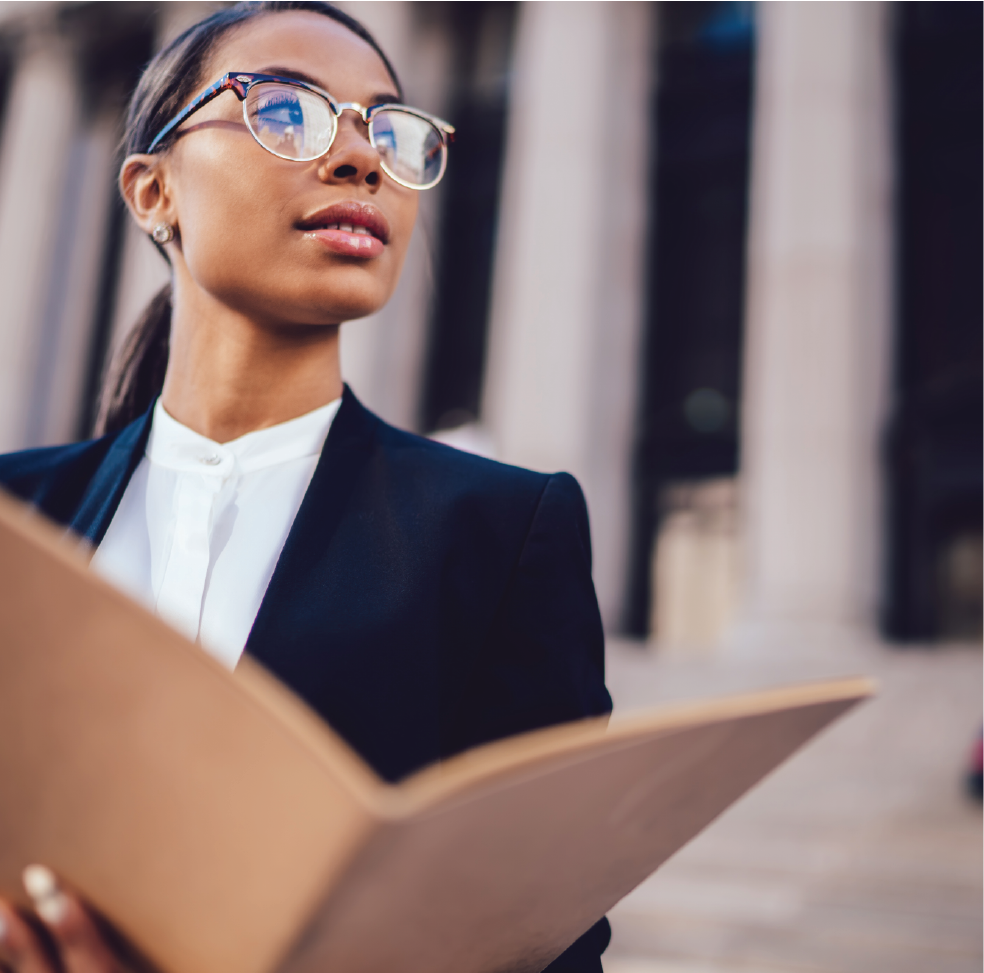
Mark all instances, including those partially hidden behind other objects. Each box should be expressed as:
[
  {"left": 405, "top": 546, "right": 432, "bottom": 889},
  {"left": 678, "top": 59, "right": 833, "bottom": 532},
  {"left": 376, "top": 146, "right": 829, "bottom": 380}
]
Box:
[
  {"left": 431, "top": 115, "right": 455, "bottom": 141},
  {"left": 146, "top": 73, "right": 250, "bottom": 153}
]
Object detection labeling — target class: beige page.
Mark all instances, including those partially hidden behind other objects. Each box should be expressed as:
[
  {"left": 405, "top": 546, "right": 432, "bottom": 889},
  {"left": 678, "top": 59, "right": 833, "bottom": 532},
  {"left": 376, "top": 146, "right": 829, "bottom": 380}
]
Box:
[{"left": 0, "top": 491, "right": 873, "bottom": 973}]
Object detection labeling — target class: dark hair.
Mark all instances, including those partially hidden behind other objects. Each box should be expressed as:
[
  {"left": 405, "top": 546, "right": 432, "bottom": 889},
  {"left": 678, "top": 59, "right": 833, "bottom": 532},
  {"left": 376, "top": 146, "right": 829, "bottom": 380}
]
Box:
[{"left": 95, "top": 1, "right": 401, "bottom": 436}]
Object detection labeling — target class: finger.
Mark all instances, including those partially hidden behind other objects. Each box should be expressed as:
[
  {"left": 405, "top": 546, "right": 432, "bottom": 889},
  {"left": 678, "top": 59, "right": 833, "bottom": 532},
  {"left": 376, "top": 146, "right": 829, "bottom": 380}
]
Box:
[
  {"left": 0, "top": 897, "right": 57, "bottom": 973},
  {"left": 23, "top": 867, "right": 119, "bottom": 973}
]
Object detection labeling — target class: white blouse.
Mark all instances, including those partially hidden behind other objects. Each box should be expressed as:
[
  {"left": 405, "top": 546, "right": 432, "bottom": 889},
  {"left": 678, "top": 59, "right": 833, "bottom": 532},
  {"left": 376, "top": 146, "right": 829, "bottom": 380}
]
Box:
[{"left": 91, "top": 397, "right": 341, "bottom": 669}]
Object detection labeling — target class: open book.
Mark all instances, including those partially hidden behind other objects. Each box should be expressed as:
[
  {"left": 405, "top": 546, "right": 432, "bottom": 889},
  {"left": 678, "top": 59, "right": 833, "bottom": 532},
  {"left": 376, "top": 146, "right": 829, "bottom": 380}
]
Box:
[{"left": 0, "top": 489, "right": 872, "bottom": 973}]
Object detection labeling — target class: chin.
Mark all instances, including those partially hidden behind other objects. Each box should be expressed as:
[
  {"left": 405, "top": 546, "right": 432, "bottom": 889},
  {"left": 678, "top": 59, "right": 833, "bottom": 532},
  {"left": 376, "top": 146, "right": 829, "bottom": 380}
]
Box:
[
  {"left": 307, "top": 277, "right": 393, "bottom": 322},
  {"left": 226, "top": 277, "right": 391, "bottom": 327}
]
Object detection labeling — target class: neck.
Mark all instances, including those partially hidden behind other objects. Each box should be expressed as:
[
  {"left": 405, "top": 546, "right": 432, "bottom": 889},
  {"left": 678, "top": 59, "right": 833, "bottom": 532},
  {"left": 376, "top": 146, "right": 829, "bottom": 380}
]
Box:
[{"left": 160, "top": 276, "right": 343, "bottom": 444}]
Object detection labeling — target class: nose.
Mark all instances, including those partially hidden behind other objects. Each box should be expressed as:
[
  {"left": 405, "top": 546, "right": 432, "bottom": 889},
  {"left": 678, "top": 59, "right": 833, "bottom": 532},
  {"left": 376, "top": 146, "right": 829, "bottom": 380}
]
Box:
[{"left": 318, "top": 108, "right": 382, "bottom": 190}]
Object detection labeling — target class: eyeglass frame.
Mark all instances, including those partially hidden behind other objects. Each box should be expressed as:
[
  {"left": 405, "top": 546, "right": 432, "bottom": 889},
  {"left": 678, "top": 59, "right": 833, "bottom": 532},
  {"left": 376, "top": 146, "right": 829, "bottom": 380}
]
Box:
[{"left": 145, "top": 71, "right": 456, "bottom": 190}]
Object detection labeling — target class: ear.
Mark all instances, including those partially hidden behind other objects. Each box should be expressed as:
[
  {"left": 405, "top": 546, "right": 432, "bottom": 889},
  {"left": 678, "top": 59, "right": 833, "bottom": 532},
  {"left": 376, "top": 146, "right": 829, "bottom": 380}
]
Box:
[{"left": 119, "top": 154, "right": 178, "bottom": 236}]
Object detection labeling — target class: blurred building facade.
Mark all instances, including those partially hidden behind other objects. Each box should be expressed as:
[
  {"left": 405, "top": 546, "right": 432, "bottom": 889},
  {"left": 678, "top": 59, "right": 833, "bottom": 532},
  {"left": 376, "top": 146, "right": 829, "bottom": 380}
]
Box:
[{"left": 0, "top": 1, "right": 978, "bottom": 650}]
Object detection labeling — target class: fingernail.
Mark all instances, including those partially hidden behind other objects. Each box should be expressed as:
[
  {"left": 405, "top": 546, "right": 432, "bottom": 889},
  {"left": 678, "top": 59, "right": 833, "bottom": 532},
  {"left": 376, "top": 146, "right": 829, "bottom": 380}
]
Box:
[
  {"left": 22, "top": 864, "right": 57, "bottom": 900},
  {"left": 35, "top": 892, "right": 69, "bottom": 925},
  {"left": 22, "top": 864, "right": 68, "bottom": 925},
  {"left": 0, "top": 910, "right": 7, "bottom": 943}
]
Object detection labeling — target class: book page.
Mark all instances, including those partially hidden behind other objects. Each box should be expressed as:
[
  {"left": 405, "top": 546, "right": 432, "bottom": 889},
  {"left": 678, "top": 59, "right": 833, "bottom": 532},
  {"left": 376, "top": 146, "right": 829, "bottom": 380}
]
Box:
[{"left": 279, "top": 681, "right": 871, "bottom": 973}]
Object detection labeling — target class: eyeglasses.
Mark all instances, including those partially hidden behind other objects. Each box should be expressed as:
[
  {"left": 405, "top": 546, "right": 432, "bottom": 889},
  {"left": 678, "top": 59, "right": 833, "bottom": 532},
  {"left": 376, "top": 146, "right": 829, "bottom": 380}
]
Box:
[{"left": 147, "top": 72, "right": 455, "bottom": 190}]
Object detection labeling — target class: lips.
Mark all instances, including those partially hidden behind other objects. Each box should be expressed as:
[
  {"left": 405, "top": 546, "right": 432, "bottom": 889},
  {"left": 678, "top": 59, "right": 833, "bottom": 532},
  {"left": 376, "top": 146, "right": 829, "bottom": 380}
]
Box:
[{"left": 297, "top": 200, "right": 390, "bottom": 259}]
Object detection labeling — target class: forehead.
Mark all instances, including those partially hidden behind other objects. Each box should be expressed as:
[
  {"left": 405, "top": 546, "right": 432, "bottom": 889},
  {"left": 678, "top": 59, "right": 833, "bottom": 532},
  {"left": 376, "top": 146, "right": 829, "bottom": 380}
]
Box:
[{"left": 207, "top": 11, "right": 397, "bottom": 100}]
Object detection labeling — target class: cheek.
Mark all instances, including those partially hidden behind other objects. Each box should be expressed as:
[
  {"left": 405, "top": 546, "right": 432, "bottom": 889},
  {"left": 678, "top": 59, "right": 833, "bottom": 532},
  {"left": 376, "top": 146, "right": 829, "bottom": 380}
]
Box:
[
  {"left": 175, "top": 150, "right": 287, "bottom": 281},
  {"left": 379, "top": 190, "right": 418, "bottom": 277}
]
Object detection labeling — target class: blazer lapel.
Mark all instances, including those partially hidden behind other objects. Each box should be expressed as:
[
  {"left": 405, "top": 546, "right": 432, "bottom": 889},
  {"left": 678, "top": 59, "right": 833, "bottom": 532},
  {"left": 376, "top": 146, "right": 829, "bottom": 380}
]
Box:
[
  {"left": 245, "top": 385, "right": 378, "bottom": 666},
  {"left": 69, "top": 406, "right": 154, "bottom": 544}
]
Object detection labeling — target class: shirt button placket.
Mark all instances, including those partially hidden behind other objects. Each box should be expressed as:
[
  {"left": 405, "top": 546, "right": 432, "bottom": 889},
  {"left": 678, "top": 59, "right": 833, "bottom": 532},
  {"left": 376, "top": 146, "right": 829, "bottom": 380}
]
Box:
[{"left": 155, "top": 456, "right": 228, "bottom": 641}]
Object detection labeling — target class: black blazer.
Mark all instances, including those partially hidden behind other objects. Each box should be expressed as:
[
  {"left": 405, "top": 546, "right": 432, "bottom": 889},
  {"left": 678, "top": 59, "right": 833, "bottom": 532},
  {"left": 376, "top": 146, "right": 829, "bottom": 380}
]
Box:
[{"left": 0, "top": 386, "right": 613, "bottom": 971}]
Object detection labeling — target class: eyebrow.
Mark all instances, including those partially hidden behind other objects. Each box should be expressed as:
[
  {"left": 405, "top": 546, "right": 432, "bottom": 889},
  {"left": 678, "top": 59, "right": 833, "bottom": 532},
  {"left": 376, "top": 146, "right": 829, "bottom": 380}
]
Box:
[{"left": 258, "top": 65, "right": 401, "bottom": 105}]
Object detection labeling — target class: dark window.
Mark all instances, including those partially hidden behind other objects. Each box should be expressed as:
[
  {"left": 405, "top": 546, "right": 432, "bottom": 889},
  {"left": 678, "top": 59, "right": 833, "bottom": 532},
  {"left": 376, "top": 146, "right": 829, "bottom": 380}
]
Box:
[
  {"left": 420, "top": 3, "right": 516, "bottom": 433},
  {"left": 885, "top": 2, "right": 983, "bottom": 640},
  {"left": 625, "top": 2, "right": 755, "bottom": 635}
]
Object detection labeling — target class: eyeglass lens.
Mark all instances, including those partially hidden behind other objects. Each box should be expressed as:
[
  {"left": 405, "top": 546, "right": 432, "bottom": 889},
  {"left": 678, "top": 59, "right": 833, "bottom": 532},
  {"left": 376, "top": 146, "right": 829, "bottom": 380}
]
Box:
[
  {"left": 371, "top": 109, "right": 445, "bottom": 188},
  {"left": 245, "top": 84, "right": 335, "bottom": 161},
  {"left": 244, "top": 82, "right": 445, "bottom": 188}
]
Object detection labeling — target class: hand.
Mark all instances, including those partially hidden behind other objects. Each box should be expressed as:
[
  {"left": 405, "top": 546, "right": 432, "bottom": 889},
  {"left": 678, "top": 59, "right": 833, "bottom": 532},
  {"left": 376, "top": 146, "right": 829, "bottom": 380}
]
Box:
[{"left": 0, "top": 865, "right": 126, "bottom": 973}]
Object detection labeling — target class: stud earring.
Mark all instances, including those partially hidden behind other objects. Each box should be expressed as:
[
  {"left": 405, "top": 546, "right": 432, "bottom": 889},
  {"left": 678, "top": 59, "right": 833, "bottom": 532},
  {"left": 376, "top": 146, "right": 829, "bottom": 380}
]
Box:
[{"left": 151, "top": 222, "right": 174, "bottom": 244}]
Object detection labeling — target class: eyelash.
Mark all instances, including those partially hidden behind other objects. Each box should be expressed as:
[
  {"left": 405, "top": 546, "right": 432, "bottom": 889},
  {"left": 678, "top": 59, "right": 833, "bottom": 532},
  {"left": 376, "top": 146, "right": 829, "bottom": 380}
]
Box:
[{"left": 257, "top": 93, "right": 302, "bottom": 111}]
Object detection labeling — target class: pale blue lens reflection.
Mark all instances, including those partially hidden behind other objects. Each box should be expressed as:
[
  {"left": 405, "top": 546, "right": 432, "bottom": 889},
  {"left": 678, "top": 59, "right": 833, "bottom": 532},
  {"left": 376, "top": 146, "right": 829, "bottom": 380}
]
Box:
[{"left": 371, "top": 110, "right": 444, "bottom": 187}]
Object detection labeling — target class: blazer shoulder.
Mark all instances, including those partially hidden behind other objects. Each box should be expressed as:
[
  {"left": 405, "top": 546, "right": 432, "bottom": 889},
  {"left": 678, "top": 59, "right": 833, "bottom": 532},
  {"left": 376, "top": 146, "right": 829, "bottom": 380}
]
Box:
[
  {"left": 372, "top": 415, "right": 556, "bottom": 498},
  {"left": 339, "top": 385, "right": 563, "bottom": 503},
  {"left": 0, "top": 434, "right": 121, "bottom": 524}
]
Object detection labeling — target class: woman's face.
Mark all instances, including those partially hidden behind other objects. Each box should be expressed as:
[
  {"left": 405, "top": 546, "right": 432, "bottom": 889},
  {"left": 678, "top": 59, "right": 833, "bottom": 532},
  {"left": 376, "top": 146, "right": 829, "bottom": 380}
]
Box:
[{"left": 142, "top": 12, "right": 418, "bottom": 326}]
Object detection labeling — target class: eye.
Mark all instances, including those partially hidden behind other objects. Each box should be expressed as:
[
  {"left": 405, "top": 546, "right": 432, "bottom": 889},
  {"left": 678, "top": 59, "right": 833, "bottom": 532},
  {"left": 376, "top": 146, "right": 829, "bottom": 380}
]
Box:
[{"left": 254, "top": 91, "right": 305, "bottom": 127}]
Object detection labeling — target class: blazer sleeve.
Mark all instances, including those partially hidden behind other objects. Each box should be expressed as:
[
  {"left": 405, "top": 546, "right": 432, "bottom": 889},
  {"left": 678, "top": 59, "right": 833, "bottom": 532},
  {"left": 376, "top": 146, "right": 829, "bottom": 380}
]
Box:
[{"left": 450, "top": 471, "right": 614, "bottom": 973}]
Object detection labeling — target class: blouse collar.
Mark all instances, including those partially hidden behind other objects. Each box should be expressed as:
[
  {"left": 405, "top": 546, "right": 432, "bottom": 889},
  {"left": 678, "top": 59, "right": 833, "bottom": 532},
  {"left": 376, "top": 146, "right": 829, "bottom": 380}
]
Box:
[{"left": 145, "top": 397, "right": 342, "bottom": 477}]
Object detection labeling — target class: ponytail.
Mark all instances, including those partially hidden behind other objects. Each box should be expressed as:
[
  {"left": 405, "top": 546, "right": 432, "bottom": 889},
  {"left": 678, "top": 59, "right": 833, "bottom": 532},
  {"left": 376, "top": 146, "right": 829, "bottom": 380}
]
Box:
[{"left": 94, "top": 284, "right": 171, "bottom": 436}]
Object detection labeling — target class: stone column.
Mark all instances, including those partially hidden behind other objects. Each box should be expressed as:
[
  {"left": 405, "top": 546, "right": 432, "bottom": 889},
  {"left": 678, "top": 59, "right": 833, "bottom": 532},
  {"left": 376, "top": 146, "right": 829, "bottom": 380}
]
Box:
[
  {"left": 482, "top": 2, "right": 653, "bottom": 629},
  {"left": 0, "top": 36, "right": 80, "bottom": 452},
  {"left": 28, "top": 109, "right": 120, "bottom": 446},
  {"left": 734, "top": 2, "right": 893, "bottom": 649}
]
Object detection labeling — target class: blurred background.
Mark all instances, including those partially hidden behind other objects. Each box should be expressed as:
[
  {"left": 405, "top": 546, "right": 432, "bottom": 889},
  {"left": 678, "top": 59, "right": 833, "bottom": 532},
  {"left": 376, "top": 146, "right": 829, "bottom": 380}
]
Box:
[{"left": 0, "top": 2, "right": 978, "bottom": 971}]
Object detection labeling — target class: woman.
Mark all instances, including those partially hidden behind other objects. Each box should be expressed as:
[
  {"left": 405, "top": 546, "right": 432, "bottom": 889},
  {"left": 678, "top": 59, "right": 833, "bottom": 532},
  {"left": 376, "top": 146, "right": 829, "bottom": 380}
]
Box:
[{"left": 0, "top": 3, "right": 612, "bottom": 971}]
